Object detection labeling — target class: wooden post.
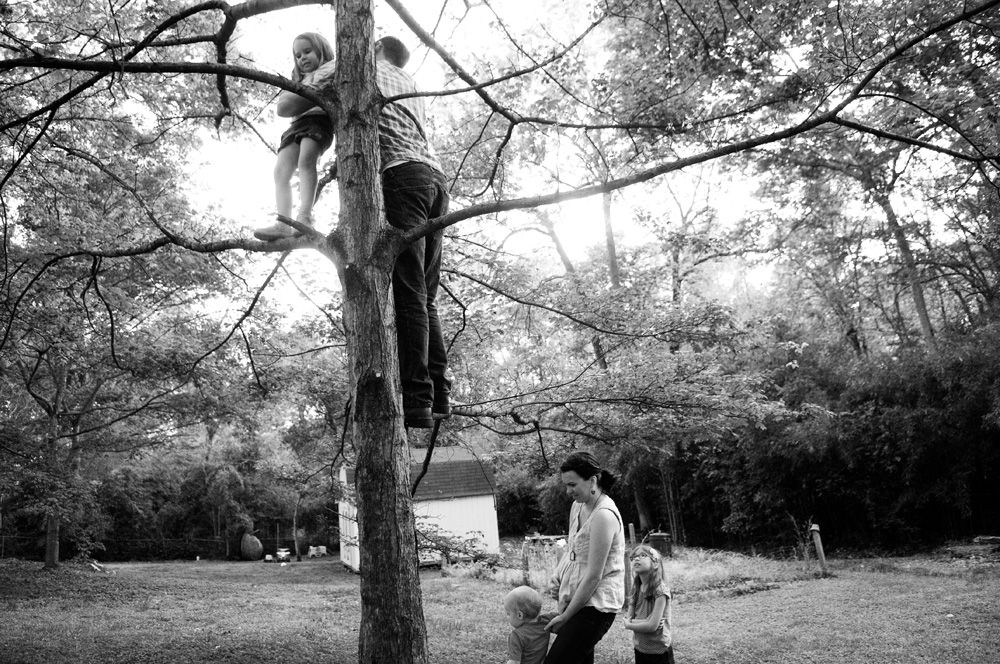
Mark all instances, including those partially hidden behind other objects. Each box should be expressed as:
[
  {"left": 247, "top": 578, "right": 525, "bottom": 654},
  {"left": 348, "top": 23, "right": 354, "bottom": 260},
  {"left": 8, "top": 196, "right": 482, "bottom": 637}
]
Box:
[
  {"left": 624, "top": 523, "right": 634, "bottom": 602},
  {"left": 810, "top": 524, "right": 828, "bottom": 576},
  {"left": 521, "top": 540, "right": 530, "bottom": 586}
]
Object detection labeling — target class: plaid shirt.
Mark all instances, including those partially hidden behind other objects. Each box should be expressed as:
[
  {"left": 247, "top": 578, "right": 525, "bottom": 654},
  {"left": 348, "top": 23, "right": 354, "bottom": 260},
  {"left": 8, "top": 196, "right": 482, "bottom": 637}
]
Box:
[{"left": 376, "top": 61, "right": 443, "bottom": 174}]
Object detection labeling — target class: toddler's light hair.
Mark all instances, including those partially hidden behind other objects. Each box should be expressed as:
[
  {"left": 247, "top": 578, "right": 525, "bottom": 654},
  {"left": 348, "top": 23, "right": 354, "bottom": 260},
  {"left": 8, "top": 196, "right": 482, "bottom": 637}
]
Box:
[{"left": 505, "top": 585, "right": 543, "bottom": 620}]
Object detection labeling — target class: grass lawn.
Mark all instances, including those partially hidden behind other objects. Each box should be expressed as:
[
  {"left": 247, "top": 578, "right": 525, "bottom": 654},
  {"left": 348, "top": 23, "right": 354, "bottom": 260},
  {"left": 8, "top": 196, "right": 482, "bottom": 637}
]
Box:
[{"left": 1, "top": 547, "right": 998, "bottom": 664}]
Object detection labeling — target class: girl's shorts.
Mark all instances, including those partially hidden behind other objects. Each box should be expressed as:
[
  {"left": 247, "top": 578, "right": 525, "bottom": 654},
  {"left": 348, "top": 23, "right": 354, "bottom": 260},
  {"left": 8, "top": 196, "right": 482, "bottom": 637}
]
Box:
[{"left": 278, "top": 113, "right": 334, "bottom": 153}]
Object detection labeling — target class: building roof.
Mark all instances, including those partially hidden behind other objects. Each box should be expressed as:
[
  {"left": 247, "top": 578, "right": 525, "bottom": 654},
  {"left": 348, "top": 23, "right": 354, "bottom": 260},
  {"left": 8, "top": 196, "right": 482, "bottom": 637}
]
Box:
[{"left": 344, "top": 458, "right": 496, "bottom": 501}]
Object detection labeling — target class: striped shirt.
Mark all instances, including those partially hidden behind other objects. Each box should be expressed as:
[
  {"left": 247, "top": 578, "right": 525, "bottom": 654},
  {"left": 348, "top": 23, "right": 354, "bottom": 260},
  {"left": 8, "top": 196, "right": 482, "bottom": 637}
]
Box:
[{"left": 375, "top": 61, "right": 443, "bottom": 173}]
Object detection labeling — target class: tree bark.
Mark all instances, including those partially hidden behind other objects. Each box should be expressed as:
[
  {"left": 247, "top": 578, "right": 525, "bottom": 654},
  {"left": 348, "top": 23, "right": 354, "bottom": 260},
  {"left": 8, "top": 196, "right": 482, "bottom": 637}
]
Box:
[{"left": 330, "top": 3, "right": 428, "bottom": 663}]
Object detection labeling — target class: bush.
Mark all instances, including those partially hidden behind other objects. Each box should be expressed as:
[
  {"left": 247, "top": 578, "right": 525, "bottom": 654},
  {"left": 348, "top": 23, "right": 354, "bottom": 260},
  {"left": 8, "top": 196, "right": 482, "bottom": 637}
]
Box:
[{"left": 241, "top": 533, "right": 263, "bottom": 561}]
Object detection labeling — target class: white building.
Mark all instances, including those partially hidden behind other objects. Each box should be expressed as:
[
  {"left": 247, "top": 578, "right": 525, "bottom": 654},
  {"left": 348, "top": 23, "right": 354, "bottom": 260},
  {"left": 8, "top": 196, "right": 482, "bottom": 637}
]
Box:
[{"left": 338, "top": 448, "right": 500, "bottom": 572}]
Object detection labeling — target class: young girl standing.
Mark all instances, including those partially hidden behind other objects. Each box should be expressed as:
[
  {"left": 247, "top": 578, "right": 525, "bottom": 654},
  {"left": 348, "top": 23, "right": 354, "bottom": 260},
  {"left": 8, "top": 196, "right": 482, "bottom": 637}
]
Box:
[
  {"left": 624, "top": 544, "right": 675, "bottom": 664},
  {"left": 254, "top": 32, "right": 336, "bottom": 241}
]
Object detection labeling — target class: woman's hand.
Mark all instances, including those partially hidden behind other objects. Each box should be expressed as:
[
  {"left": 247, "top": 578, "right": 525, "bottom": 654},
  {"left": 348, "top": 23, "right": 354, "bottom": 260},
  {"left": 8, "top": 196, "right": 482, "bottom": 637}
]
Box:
[{"left": 545, "top": 612, "right": 566, "bottom": 634}]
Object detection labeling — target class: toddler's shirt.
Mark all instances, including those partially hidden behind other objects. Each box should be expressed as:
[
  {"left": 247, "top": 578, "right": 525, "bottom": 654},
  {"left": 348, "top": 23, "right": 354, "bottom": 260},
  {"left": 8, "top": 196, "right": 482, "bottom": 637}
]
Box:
[{"left": 508, "top": 611, "right": 558, "bottom": 664}]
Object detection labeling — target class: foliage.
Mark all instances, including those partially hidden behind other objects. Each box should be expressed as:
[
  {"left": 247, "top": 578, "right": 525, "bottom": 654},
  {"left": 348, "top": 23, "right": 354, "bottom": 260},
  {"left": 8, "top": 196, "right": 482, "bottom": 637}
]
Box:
[
  {"left": 415, "top": 516, "right": 492, "bottom": 564},
  {"left": 682, "top": 321, "right": 1000, "bottom": 551},
  {"left": 241, "top": 532, "right": 263, "bottom": 561},
  {"left": 493, "top": 463, "right": 547, "bottom": 536}
]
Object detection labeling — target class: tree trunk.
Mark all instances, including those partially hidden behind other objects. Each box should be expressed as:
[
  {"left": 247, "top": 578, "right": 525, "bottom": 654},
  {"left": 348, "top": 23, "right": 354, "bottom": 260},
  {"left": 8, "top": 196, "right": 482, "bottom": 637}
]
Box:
[
  {"left": 541, "top": 213, "right": 575, "bottom": 275},
  {"left": 669, "top": 244, "right": 683, "bottom": 353},
  {"left": 591, "top": 335, "right": 608, "bottom": 371},
  {"left": 540, "top": 214, "right": 609, "bottom": 370},
  {"left": 330, "top": 4, "right": 428, "bottom": 663},
  {"left": 293, "top": 494, "right": 302, "bottom": 561},
  {"left": 594, "top": 191, "right": 620, "bottom": 368},
  {"left": 632, "top": 484, "right": 653, "bottom": 532},
  {"left": 670, "top": 244, "right": 683, "bottom": 305},
  {"left": 603, "top": 191, "right": 621, "bottom": 289},
  {"left": 871, "top": 189, "right": 935, "bottom": 347},
  {"left": 659, "top": 457, "right": 685, "bottom": 545},
  {"left": 44, "top": 512, "right": 59, "bottom": 569}
]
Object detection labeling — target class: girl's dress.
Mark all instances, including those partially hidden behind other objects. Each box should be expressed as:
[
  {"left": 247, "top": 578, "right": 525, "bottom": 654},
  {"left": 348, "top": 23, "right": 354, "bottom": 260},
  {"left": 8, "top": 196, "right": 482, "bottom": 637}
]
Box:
[{"left": 278, "top": 61, "right": 338, "bottom": 153}]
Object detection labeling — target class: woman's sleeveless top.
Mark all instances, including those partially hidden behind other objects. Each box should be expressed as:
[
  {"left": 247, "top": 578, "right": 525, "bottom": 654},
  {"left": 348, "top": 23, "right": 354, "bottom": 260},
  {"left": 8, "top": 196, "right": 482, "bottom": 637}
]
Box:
[{"left": 557, "top": 494, "right": 625, "bottom": 613}]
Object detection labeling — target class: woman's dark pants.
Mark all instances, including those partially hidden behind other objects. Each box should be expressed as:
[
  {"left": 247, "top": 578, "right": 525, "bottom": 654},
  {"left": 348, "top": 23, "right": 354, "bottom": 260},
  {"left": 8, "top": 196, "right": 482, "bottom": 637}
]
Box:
[{"left": 544, "top": 607, "right": 616, "bottom": 664}]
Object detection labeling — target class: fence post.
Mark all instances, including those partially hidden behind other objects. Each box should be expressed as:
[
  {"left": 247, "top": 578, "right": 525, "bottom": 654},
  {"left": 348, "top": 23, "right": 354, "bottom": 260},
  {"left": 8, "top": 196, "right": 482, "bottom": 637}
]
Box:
[
  {"left": 810, "top": 524, "right": 828, "bottom": 576},
  {"left": 521, "top": 540, "right": 530, "bottom": 586},
  {"left": 624, "top": 523, "right": 634, "bottom": 601}
]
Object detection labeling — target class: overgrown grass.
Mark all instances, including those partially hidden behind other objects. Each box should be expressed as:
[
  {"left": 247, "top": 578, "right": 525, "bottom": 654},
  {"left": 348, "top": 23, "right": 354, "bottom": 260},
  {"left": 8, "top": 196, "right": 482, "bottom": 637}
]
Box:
[
  {"left": 1, "top": 546, "right": 997, "bottom": 664},
  {"left": 461, "top": 542, "right": 819, "bottom": 595}
]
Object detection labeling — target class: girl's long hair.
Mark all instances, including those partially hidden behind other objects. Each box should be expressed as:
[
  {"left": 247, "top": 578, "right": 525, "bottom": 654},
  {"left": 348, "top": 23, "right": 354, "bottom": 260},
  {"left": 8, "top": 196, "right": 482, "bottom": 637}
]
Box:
[
  {"left": 629, "top": 544, "right": 669, "bottom": 611},
  {"left": 290, "top": 32, "right": 334, "bottom": 82}
]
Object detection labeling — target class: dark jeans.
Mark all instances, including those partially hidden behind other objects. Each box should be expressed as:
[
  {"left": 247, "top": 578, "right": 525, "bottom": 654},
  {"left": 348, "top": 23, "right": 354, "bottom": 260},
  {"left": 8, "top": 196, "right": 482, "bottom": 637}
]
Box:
[
  {"left": 382, "top": 162, "right": 451, "bottom": 409},
  {"left": 635, "top": 647, "right": 675, "bottom": 664},
  {"left": 543, "top": 607, "right": 616, "bottom": 664}
]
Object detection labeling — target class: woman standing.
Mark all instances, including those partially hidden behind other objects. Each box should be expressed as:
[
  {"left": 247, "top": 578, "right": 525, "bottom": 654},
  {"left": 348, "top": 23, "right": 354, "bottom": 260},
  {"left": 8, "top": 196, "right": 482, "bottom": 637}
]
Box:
[{"left": 545, "top": 452, "right": 626, "bottom": 664}]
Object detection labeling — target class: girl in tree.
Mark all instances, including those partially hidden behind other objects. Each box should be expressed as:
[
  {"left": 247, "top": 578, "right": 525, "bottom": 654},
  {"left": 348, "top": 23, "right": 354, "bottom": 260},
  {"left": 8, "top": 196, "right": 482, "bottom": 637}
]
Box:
[
  {"left": 254, "top": 32, "right": 336, "bottom": 241},
  {"left": 623, "top": 544, "right": 674, "bottom": 664}
]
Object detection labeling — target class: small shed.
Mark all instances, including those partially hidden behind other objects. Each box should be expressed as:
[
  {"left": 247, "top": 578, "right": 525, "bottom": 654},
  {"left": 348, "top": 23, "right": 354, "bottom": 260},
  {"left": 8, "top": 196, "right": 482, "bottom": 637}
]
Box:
[{"left": 338, "top": 451, "right": 499, "bottom": 572}]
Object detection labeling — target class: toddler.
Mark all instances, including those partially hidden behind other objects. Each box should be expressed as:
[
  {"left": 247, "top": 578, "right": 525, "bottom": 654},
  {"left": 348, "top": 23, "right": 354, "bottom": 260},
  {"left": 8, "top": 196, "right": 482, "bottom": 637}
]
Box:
[
  {"left": 254, "top": 31, "right": 336, "bottom": 241},
  {"left": 504, "top": 585, "right": 557, "bottom": 664}
]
